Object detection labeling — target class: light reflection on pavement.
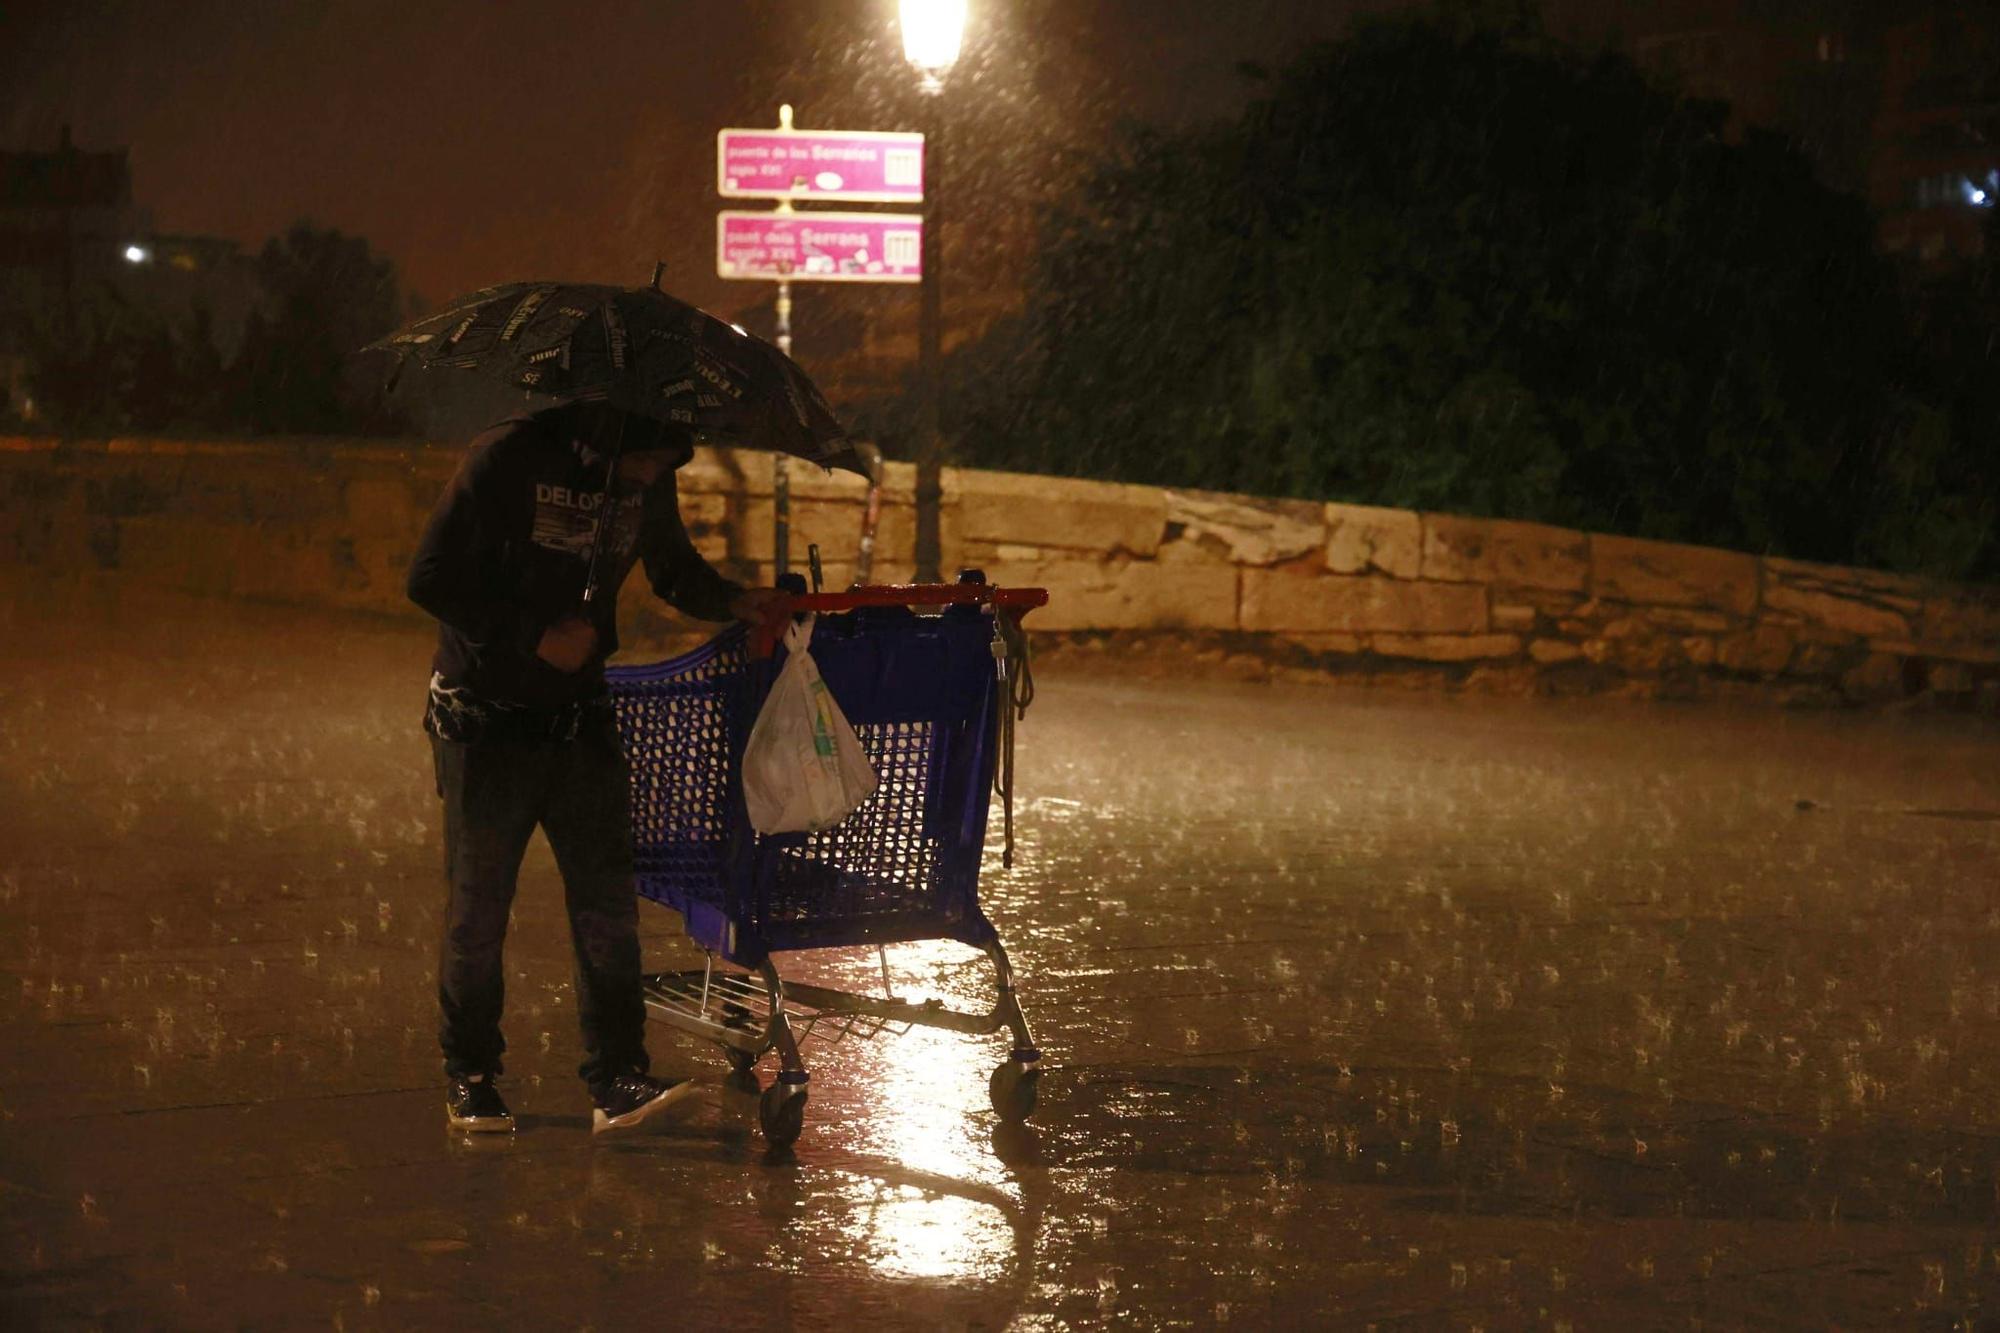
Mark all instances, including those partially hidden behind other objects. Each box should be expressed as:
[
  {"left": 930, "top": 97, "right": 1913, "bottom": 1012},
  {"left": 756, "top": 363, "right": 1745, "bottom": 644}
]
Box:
[{"left": 4, "top": 590, "right": 2000, "bottom": 1328}]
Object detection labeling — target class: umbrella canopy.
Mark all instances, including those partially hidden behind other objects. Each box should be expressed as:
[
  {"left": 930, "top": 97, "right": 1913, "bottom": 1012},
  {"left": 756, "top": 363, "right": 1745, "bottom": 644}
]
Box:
[{"left": 362, "top": 278, "right": 862, "bottom": 475}]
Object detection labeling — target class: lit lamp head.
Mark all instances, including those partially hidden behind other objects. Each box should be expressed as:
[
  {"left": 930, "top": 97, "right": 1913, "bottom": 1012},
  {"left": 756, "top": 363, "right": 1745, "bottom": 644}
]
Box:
[{"left": 900, "top": 0, "right": 966, "bottom": 95}]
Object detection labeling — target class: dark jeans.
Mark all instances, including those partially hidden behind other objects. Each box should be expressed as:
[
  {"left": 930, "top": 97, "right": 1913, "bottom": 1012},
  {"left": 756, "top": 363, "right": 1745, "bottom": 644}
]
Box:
[{"left": 431, "top": 714, "right": 647, "bottom": 1093}]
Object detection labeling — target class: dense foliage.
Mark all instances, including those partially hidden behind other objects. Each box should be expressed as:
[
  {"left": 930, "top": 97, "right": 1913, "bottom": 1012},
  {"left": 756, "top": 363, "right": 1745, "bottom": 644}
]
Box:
[
  {"left": 231, "top": 224, "right": 405, "bottom": 435},
  {"left": 18, "top": 223, "right": 406, "bottom": 437},
  {"left": 931, "top": 10, "right": 1997, "bottom": 578}
]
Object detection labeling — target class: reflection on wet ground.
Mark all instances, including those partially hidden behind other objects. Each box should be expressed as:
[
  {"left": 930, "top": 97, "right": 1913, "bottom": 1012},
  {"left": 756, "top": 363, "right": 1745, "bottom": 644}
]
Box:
[{"left": 4, "top": 591, "right": 2000, "bottom": 1327}]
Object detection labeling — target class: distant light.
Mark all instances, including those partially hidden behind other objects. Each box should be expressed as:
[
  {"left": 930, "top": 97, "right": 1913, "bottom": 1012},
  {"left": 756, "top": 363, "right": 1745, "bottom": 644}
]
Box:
[
  {"left": 123, "top": 244, "right": 150, "bottom": 264},
  {"left": 1971, "top": 188, "right": 1991, "bottom": 207},
  {"left": 900, "top": 0, "right": 967, "bottom": 84}
]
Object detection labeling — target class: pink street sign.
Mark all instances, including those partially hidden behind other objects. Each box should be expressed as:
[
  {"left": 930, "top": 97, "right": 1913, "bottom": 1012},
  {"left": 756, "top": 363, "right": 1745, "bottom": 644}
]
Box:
[
  {"left": 717, "top": 211, "right": 923, "bottom": 284},
  {"left": 718, "top": 128, "right": 925, "bottom": 203}
]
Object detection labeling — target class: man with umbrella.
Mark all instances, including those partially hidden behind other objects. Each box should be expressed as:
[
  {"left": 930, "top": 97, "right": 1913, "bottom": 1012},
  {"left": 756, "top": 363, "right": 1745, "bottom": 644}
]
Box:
[{"left": 375, "top": 278, "right": 859, "bottom": 1133}]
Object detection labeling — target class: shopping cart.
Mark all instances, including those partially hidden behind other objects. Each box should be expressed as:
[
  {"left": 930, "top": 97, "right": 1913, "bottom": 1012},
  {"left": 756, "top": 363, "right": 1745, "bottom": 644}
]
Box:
[{"left": 605, "top": 572, "right": 1045, "bottom": 1147}]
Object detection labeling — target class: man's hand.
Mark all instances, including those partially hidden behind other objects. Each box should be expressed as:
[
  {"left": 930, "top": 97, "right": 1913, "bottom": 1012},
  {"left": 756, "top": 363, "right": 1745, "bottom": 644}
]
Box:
[
  {"left": 535, "top": 616, "right": 599, "bottom": 672},
  {"left": 728, "top": 587, "right": 790, "bottom": 623}
]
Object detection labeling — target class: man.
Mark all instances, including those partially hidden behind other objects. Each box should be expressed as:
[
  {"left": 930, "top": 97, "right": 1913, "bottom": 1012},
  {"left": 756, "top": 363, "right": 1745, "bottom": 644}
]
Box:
[{"left": 407, "top": 401, "right": 782, "bottom": 1134}]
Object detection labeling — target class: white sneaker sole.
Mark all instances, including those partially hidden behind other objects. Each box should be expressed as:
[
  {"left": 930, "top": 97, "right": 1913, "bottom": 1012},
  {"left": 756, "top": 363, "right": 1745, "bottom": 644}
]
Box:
[{"left": 591, "top": 1080, "right": 697, "bottom": 1133}]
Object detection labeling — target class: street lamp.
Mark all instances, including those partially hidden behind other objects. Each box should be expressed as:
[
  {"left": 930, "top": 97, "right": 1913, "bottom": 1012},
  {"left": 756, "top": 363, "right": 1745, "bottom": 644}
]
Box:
[
  {"left": 901, "top": 0, "right": 966, "bottom": 92},
  {"left": 900, "top": 0, "right": 965, "bottom": 583}
]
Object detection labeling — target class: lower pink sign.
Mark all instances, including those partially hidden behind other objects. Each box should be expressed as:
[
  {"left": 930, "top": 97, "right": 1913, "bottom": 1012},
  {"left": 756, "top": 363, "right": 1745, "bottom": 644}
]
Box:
[{"left": 717, "top": 211, "right": 923, "bottom": 283}]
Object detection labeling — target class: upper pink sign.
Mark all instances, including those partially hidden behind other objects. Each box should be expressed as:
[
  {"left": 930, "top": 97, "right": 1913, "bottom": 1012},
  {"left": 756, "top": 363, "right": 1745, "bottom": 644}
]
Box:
[{"left": 718, "top": 128, "right": 925, "bottom": 203}]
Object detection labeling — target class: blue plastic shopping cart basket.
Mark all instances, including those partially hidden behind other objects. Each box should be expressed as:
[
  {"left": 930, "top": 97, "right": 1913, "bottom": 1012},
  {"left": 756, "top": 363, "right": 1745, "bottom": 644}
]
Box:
[{"left": 606, "top": 573, "right": 1044, "bottom": 1147}]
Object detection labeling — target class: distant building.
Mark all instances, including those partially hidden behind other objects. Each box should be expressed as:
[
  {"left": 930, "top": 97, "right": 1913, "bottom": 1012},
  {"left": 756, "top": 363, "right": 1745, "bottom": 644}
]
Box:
[
  {"left": 1550, "top": 0, "right": 1999, "bottom": 264},
  {"left": 1871, "top": 6, "right": 2000, "bottom": 263},
  {"left": 0, "top": 126, "right": 255, "bottom": 421}
]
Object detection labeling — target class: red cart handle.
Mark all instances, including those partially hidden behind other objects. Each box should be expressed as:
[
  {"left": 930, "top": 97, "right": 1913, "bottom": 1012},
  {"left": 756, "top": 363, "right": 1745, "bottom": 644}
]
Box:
[{"left": 751, "top": 581, "right": 1048, "bottom": 656}]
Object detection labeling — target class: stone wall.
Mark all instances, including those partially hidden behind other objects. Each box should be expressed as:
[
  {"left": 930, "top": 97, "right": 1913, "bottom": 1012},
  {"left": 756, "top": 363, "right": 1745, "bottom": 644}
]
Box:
[{"left": 5, "top": 434, "right": 1998, "bottom": 707}]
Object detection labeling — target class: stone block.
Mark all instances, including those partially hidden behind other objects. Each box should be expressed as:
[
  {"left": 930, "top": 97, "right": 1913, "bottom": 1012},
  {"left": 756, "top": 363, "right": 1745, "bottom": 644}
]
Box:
[
  {"left": 114, "top": 516, "right": 237, "bottom": 597},
  {"left": 1638, "top": 606, "right": 1737, "bottom": 633},
  {"left": 736, "top": 497, "right": 867, "bottom": 559},
  {"left": 958, "top": 469, "right": 1165, "bottom": 556},
  {"left": 1154, "top": 533, "right": 1241, "bottom": 571},
  {"left": 1492, "top": 603, "right": 1538, "bottom": 631},
  {"left": 1166, "top": 489, "right": 1324, "bottom": 566},
  {"left": 1463, "top": 664, "right": 1540, "bottom": 695},
  {"left": 1529, "top": 638, "right": 1583, "bottom": 664},
  {"left": 1610, "top": 632, "right": 1686, "bottom": 673},
  {"left": 1920, "top": 588, "right": 2000, "bottom": 649},
  {"left": 1368, "top": 633, "right": 1522, "bottom": 662},
  {"left": 1275, "top": 632, "right": 1366, "bottom": 658},
  {"left": 979, "top": 557, "right": 1237, "bottom": 632},
  {"left": 1875, "top": 638, "right": 2000, "bottom": 666},
  {"left": 1716, "top": 625, "right": 1794, "bottom": 675},
  {"left": 1761, "top": 557, "right": 1919, "bottom": 640},
  {"left": 1929, "top": 661, "right": 1976, "bottom": 694},
  {"left": 1841, "top": 652, "right": 1907, "bottom": 701},
  {"left": 1240, "top": 570, "right": 1488, "bottom": 634},
  {"left": 962, "top": 539, "right": 1067, "bottom": 565},
  {"left": 734, "top": 492, "right": 946, "bottom": 585},
  {"left": 1592, "top": 534, "right": 1758, "bottom": 615},
  {"left": 81, "top": 462, "right": 179, "bottom": 519},
  {"left": 1421, "top": 514, "right": 1588, "bottom": 591},
  {"left": 1788, "top": 637, "right": 1864, "bottom": 679},
  {"left": 680, "top": 445, "right": 876, "bottom": 504},
  {"left": 677, "top": 490, "right": 731, "bottom": 536},
  {"left": 343, "top": 477, "right": 431, "bottom": 538},
  {"left": 1681, "top": 636, "right": 1716, "bottom": 667},
  {"left": 1325, "top": 502, "right": 1421, "bottom": 578},
  {"left": 236, "top": 462, "right": 346, "bottom": 523},
  {"left": 228, "top": 529, "right": 339, "bottom": 604}
]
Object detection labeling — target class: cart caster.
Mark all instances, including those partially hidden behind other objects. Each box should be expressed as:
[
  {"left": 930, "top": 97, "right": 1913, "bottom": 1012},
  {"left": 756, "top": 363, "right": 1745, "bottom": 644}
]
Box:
[
  {"left": 989, "top": 1055, "right": 1040, "bottom": 1122},
  {"left": 723, "top": 1044, "right": 759, "bottom": 1076},
  {"left": 759, "top": 1075, "right": 808, "bottom": 1147}
]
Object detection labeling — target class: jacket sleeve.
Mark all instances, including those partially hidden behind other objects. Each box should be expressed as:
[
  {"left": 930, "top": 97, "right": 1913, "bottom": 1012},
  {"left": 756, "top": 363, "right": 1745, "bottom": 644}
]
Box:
[
  {"left": 640, "top": 470, "right": 744, "bottom": 623},
  {"left": 406, "top": 435, "right": 543, "bottom": 652}
]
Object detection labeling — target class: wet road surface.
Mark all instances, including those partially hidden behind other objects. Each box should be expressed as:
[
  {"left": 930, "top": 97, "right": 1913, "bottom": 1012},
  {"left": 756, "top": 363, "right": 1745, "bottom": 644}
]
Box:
[{"left": 4, "top": 589, "right": 2000, "bottom": 1329}]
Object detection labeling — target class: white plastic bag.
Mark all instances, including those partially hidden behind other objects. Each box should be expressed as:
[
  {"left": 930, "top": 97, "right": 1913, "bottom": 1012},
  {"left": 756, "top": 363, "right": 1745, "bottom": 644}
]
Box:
[{"left": 742, "top": 615, "right": 879, "bottom": 834}]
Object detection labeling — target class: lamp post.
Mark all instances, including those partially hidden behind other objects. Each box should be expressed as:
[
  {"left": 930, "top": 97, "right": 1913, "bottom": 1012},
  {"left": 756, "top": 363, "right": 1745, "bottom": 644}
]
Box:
[{"left": 901, "top": 0, "right": 965, "bottom": 584}]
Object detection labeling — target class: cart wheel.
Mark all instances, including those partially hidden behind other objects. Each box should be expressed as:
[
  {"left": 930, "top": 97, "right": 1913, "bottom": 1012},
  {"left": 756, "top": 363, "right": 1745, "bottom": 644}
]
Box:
[
  {"left": 759, "top": 1081, "right": 808, "bottom": 1147},
  {"left": 989, "top": 1060, "right": 1040, "bottom": 1122}
]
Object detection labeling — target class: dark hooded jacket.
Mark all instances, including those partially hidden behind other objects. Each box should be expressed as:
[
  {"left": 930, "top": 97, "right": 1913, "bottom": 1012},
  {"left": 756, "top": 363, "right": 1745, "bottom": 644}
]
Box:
[{"left": 407, "top": 413, "right": 741, "bottom": 713}]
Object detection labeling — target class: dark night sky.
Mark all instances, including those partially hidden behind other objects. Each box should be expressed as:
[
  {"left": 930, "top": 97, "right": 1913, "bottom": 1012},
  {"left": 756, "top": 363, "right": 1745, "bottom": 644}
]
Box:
[{"left": 1, "top": 0, "right": 1414, "bottom": 318}]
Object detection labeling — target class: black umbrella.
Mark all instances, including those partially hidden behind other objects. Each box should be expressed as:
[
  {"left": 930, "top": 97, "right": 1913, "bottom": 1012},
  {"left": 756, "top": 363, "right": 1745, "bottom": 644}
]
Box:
[{"left": 362, "top": 269, "right": 862, "bottom": 477}]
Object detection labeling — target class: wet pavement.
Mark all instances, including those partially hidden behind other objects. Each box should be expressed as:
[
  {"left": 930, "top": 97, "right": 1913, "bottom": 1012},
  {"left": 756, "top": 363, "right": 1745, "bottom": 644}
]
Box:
[{"left": 5, "top": 586, "right": 2000, "bottom": 1329}]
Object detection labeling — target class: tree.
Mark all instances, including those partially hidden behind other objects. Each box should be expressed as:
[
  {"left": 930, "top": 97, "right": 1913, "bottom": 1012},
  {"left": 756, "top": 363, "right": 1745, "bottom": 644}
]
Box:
[
  {"left": 230, "top": 223, "right": 406, "bottom": 434},
  {"left": 1889, "top": 207, "right": 2000, "bottom": 578},
  {"left": 21, "top": 290, "right": 226, "bottom": 435},
  {"left": 943, "top": 5, "right": 1978, "bottom": 575}
]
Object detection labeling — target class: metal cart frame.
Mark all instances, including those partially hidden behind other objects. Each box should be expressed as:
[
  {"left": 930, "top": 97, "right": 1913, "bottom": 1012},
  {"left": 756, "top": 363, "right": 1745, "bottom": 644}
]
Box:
[{"left": 606, "top": 575, "right": 1045, "bottom": 1146}]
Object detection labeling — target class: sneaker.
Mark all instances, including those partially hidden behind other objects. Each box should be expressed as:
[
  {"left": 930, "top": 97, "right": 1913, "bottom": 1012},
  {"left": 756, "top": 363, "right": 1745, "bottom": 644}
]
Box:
[
  {"left": 446, "top": 1074, "right": 514, "bottom": 1132},
  {"left": 591, "top": 1072, "right": 695, "bottom": 1134}
]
